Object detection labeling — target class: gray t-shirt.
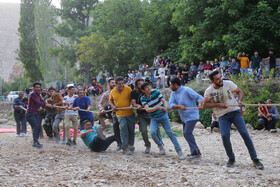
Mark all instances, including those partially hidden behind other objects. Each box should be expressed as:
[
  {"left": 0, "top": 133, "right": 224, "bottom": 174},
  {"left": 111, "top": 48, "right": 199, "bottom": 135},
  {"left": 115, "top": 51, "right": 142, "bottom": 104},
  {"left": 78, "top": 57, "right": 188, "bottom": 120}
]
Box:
[{"left": 204, "top": 80, "right": 240, "bottom": 118}]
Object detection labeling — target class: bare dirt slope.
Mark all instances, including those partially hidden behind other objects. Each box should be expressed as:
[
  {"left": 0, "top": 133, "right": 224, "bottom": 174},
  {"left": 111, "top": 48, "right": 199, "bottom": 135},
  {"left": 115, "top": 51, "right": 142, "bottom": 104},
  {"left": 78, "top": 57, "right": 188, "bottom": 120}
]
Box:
[{"left": 0, "top": 122, "right": 279, "bottom": 186}]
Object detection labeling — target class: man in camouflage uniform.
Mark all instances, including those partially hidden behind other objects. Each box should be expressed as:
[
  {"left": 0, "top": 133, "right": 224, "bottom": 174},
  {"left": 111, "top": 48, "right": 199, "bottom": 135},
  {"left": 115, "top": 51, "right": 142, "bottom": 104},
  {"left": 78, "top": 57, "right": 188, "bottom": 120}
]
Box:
[{"left": 43, "top": 88, "right": 57, "bottom": 140}]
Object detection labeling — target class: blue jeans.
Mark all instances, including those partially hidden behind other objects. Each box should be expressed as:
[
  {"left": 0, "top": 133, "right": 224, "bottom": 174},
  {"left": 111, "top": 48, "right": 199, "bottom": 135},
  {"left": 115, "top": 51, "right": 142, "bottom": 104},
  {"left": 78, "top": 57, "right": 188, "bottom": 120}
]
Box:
[
  {"left": 150, "top": 112, "right": 181, "bottom": 151},
  {"left": 112, "top": 113, "right": 121, "bottom": 146},
  {"left": 218, "top": 110, "right": 257, "bottom": 160},
  {"left": 240, "top": 68, "right": 248, "bottom": 74},
  {"left": 183, "top": 120, "right": 200, "bottom": 155},
  {"left": 80, "top": 118, "right": 94, "bottom": 130},
  {"left": 258, "top": 117, "right": 278, "bottom": 130},
  {"left": 26, "top": 113, "right": 41, "bottom": 143},
  {"left": 118, "top": 114, "right": 135, "bottom": 149}
]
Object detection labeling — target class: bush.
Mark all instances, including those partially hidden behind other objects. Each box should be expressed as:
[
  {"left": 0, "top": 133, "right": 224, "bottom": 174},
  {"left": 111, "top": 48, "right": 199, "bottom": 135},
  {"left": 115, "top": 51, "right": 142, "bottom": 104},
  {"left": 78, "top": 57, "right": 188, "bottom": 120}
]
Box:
[
  {"left": 168, "top": 110, "right": 182, "bottom": 123},
  {"left": 230, "top": 74, "right": 280, "bottom": 129},
  {"left": 199, "top": 109, "right": 213, "bottom": 127}
]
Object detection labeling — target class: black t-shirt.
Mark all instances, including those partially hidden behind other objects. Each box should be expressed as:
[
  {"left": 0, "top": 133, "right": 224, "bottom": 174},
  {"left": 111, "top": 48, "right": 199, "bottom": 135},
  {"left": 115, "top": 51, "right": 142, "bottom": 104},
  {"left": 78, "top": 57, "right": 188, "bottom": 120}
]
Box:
[
  {"left": 25, "top": 88, "right": 30, "bottom": 94},
  {"left": 131, "top": 90, "right": 147, "bottom": 115},
  {"left": 182, "top": 68, "right": 189, "bottom": 76},
  {"left": 269, "top": 54, "right": 276, "bottom": 69},
  {"left": 176, "top": 66, "right": 182, "bottom": 75},
  {"left": 169, "top": 64, "right": 176, "bottom": 75}
]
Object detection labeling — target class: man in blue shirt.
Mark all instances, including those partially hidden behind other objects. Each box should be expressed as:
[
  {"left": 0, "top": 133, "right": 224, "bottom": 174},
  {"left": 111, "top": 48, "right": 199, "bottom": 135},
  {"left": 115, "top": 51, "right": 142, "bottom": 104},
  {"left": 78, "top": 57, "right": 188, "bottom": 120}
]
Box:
[
  {"left": 169, "top": 77, "right": 204, "bottom": 160},
  {"left": 80, "top": 112, "right": 116, "bottom": 152},
  {"left": 230, "top": 58, "right": 240, "bottom": 75},
  {"left": 220, "top": 57, "right": 229, "bottom": 69},
  {"left": 13, "top": 91, "right": 28, "bottom": 136},
  {"left": 73, "top": 89, "right": 94, "bottom": 130},
  {"left": 140, "top": 82, "right": 185, "bottom": 160},
  {"left": 190, "top": 62, "right": 198, "bottom": 80}
]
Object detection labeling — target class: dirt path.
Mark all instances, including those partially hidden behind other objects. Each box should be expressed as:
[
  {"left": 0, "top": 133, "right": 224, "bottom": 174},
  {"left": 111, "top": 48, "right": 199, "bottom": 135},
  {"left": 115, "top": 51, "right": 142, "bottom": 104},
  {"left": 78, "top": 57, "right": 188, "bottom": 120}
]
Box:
[{"left": 0, "top": 124, "right": 279, "bottom": 186}]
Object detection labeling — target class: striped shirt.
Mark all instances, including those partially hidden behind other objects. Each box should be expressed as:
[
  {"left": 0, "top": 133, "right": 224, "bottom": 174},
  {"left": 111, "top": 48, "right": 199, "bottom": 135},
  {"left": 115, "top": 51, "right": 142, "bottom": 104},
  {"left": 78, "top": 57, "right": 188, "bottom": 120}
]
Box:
[
  {"left": 27, "top": 92, "right": 46, "bottom": 115},
  {"left": 140, "top": 90, "right": 164, "bottom": 117}
]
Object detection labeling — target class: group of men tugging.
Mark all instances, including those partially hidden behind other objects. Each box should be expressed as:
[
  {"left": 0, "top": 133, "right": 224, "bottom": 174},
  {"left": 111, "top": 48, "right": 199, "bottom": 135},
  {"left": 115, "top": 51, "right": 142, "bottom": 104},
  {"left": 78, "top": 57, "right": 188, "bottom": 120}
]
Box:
[{"left": 15, "top": 71, "right": 264, "bottom": 170}]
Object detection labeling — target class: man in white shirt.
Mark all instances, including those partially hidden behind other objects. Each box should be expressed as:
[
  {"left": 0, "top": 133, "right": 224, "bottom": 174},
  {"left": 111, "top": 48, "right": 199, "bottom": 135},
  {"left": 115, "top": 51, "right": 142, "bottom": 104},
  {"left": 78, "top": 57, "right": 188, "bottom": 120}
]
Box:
[
  {"left": 203, "top": 71, "right": 264, "bottom": 169},
  {"left": 64, "top": 86, "right": 79, "bottom": 146}
]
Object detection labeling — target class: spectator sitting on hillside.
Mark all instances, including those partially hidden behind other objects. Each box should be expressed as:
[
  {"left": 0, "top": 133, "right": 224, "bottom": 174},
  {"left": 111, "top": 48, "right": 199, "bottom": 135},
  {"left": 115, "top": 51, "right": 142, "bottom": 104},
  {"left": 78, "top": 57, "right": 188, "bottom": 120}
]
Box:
[
  {"left": 156, "top": 77, "right": 163, "bottom": 89},
  {"left": 144, "top": 69, "right": 151, "bottom": 78},
  {"left": 258, "top": 99, "right": 279, "bottom": 131},
  {"left": 153, "top": 57, "right": 160, "bottom": 67},
  {"left": 190, "top": 62, "right": 198, "bottom": 80},
  {"left": 126, "top": 77, "right": 135, "bottom": 90},
  {"left": 204, "top": 60, "right": 212, "bottom": 70},
  {"left": 220, "top": 57, "right": 229, "bottom": 69},
  {"left": 230, "top": 58, "right": 240, "bottom": 75},
  {"left": 212, "top": 59, "right": 220, "bottom": 70},
  {"left": 197, "top": 61, "right": 205, "bottom": 76},
  {"left": 135, "top": 69, "right": 142, "bottom": 79},
  {"left": 211, "top": 112, "right": 219, "bottom": 133},
  {"left": 223, "top": 69, "right": 232, "bottom": 80}
]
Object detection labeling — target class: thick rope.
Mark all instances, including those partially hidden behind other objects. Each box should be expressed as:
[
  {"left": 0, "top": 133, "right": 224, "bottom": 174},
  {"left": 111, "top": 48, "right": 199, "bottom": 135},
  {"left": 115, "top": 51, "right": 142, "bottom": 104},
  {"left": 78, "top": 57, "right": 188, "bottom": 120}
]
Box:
[{"left": 19, "top": 104, "right": 279, "bottom": 113}]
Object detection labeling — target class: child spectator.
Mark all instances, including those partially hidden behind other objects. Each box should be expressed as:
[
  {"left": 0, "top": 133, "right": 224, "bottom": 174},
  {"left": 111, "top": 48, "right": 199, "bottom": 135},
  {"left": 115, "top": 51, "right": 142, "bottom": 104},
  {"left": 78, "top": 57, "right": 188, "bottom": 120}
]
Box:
[{"left": 258, "top": 100, "right": 272, "bottom": 122}]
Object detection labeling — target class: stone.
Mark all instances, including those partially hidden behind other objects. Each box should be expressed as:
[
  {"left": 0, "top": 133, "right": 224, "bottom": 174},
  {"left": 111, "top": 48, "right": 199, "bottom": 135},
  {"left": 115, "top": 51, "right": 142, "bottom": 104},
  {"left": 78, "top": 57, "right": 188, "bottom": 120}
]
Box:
[
  {"left": 180, "top": 176, "right": 188, "bottom": 182},
  {"left": 0, "top": 119, "right": 8, "bottom": 124},
  {"left": 195, "top": 122, "right": 205, "bottom": 129},
  {"left": 230, "top": 124, "right": 237, "bottom": 130}
]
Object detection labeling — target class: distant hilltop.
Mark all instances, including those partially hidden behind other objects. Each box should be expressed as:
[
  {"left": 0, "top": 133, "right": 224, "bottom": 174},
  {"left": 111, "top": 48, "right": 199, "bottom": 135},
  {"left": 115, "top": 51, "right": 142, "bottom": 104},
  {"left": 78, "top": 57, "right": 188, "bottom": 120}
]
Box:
[{"left": 0, "top": 3, "right": 20, "bottom": 82}]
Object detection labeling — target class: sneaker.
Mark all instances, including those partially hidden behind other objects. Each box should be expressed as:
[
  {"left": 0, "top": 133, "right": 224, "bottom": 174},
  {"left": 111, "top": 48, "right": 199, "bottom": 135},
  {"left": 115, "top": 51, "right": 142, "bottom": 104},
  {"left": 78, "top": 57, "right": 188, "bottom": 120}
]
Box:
[
  {"left": 62, "top": 139, "right": 67, "bottom": 144},
  {"left": 177, "top": 150, "right": 186, "bottom": 160},
  {"left": 21, "top": 133, "right": 28, "bottom": 137},
  {"left": 66, "top": 140, "right": 72, "bottom": 146},
  {"left": 253, "top": 159, "right": 264, "bottom": 170},
  {"left": 16, "top": 134, "right": 20, "bottom": 137},
  {"left": 128, "top": 145, "right": 135, "bottom": 153},
  {"left": 123, "top": 147, "right": 132, "bottom": 155},
  {"left": 226, "top": 158, "right": 235, "bottom": 167},
  {"left": 145, "top": 146, "right": 151, "bottom": 154},
  {"left": 115, "top": 145, "right": 122, "bottom": 152},
  {"left": 158, "top": 145, "right": 166, "bottom": 155},
  {"left": 96, "top": 127, "right": 106, "bottom": 140},
  {"left": 55, "top": 135, "right": 60, "bottom": 144},
  {"left": 72, "top": 141, "right": 77, "bottom": 146},
  {"left": 187, "top": 154, "right": 201, "bottom": 160},
  {"left": 32, "top": 142, "right": 43, "bottom": 148}
]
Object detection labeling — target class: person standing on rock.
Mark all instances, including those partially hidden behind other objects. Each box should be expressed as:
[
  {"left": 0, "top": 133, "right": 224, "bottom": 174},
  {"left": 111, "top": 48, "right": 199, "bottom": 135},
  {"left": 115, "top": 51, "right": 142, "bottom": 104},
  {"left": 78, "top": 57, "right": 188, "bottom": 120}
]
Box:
[
  {"left": 13, "top": 91, "right": 27, "bottom": 137},
  {"left": 131, "top": 79, "right": 162, "bottom": 154},
  {"left": 99, "top": 78, "right": 122, "bottom": 151},
  {"left": 26, "top": 83, "right": 52, "bottom": 148},
  {"left": 203, "top": 71, "right": 264, "bottom": 169},
  {"left": 109, "top": 77, "right": 135, "bottom": 155},
  {"left": 80, "top": 112, "right": 116, "bottom": 152},
  {"left": 169, "top": 77, "right": 203, "bottom": 160},
  {"left": 140, "top": 82, "right": 186, "bottom": 160}
]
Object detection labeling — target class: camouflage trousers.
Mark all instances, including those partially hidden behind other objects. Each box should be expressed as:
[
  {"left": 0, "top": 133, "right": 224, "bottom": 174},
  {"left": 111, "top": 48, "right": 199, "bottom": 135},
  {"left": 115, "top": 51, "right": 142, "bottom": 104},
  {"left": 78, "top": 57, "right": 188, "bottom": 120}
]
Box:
[{"left": 43, "top": 114, "right": 56, "bottom": 137}]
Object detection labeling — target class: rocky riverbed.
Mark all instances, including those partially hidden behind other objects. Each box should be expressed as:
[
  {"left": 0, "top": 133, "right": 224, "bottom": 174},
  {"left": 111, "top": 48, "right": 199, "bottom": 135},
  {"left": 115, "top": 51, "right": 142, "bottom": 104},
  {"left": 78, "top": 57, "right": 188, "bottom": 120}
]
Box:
[{"left": 0, "top": 120, "right": 279, "bottom": 187}]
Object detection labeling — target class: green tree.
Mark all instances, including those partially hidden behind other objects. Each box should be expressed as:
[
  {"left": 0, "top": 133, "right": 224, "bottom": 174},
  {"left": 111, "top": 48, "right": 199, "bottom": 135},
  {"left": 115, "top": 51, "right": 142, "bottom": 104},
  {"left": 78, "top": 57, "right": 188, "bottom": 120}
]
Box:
[
  {"left": 54, "top": 0, "right": 98, "bottom": 84},
  {"left": 34, "top": 0, "right": 57, "bottom": 86},
  {"left": 18, "top": 0, "right": 43, "bottom": 82},
  {"left": 171, "top": 0, "right": 280, "bottom": 63}
]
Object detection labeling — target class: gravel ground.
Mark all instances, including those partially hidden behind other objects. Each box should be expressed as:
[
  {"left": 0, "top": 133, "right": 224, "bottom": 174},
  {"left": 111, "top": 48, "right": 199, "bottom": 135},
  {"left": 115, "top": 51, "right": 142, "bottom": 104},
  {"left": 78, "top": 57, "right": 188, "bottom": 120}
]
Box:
[{"left": 0, "top": 122, "right": 279, "bottom": 187}]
